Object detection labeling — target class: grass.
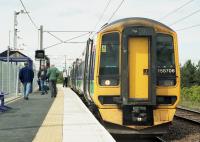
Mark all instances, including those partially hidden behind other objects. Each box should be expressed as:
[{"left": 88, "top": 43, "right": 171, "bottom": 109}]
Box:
[
  {"left": 179, "top": 86, "right": 200, "bottom": 111},
  {"left": 57, "top": 73, "right": 64, "bottom": 84}
]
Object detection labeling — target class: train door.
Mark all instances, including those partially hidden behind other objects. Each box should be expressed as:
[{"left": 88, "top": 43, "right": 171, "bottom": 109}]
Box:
[
  {"left": 128, "top": 37, "right": 149, "bottom": 100},
  {"left": 121, "top": 27, "right": 156, "bottom": 125}
]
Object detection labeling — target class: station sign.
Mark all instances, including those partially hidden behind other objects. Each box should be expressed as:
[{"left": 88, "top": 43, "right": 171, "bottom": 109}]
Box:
[{"left": 35, "top": 50, "right": 45, "bottom": 59}]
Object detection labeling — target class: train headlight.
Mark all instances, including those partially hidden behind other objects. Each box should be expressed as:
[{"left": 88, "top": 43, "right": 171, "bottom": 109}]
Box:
[
  {"left": 137, "top": 117, "right": 143, "bottom": 122},
  {"left": 105, "top": 80, "right": 111, "bottom": 86},
  {"left": 100, "top": 79, "right": 119, "bottom": 86}
]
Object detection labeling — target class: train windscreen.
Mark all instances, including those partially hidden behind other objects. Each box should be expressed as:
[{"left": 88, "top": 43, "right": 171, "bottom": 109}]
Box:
[
  {"left": 99, "top": 32, "right": 119, "bottom": 86},
  {"left": 156, "top": 34, "right": 176, "bottom": 86},
  {"left": 157, "top": 34, "right": 175, "bottom": 67}
]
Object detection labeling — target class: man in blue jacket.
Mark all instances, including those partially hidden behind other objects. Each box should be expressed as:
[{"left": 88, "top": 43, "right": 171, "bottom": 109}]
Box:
[{"left": 19, "top": 62, "right": 34, "bottom": 100}]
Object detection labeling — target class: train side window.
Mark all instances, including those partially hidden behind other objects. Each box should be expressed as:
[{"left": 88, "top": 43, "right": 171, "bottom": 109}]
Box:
[{"left": 99, "top": 32, "right": 119, "bottom": 86}]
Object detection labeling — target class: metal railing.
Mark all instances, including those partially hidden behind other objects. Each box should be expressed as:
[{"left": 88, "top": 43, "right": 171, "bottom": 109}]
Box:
[{"left": 0, "top": 61, "right": 38, "bottom": 99}]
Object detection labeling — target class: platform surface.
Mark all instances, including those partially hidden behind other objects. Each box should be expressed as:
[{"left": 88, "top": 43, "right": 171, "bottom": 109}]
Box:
[
  {"left": 0, "top": 86, "right": 115, "bottom": 142},
  {"left": 63, "top": 88, "right": 116, "bottom": 142},
  {"left": 0, "top": 91, "right": 54, "bottom": 142}
]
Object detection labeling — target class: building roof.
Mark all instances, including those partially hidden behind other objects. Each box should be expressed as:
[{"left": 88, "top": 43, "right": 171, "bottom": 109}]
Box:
[
  {"left": 0, "top": 50, "right": 29, "bottom": 58},
  {"left": 0, "top": 50, "right": 32, "bottom": 64}
]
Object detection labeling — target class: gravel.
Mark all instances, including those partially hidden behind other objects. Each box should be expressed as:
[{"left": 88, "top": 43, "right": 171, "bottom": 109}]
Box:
[
  {"left": 161, "top": 118, "right": 200, "bottom": 142},
  {"left": 114, "top": 118, "right": 200, "bottom": 142}
]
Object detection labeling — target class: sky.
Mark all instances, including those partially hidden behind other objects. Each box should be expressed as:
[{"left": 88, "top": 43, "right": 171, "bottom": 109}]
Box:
[{"left": 0, "top": 0, "right": 200, "bottom": 70}]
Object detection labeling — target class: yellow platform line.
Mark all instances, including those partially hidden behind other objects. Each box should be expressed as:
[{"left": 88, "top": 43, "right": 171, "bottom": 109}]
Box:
[{"left": 33, "top": 86, "right": 64, "bottom": 142}]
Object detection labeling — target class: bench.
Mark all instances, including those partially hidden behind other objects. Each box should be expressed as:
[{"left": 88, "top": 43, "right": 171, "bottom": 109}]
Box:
[{"left": 0, "top": 91, "right": 12, "bottom": 112}]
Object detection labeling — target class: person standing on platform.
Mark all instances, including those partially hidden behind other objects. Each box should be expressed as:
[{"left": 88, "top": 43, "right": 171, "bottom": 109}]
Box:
[
  {"left": 37, "top": 72, "right": 41, "bottom": 91},
  {"left": 19, "top": 62, "right": 34, "bottom": 100},
  {"left": 47, "top": 64, "right": 59, "bottom": 98},
  {"left": 38, "top": 65, "right": 48, "bottom": 95},
  {"left": 63, "top": 69, "right": 68, "bottom": 87}
]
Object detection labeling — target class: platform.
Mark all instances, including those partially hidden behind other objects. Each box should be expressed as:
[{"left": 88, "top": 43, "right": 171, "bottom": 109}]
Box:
[
  {"left": 62, "top": 88, "right": 115, "bottom": 142},
  {"left": 0, "top": 86, "right": 116, "bottom": 142}
]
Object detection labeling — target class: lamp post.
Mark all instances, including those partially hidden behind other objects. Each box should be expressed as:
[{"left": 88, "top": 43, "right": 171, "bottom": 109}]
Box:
[
  {"left": 7, "top": 31, "right": 10, "bottom": 93},
  {"left": 39, "top": 25, "right": 43, "bottom": 70},
  {"left": 65, "top": 55, "right": 67, "bottom": 70},
  {"left": 13, "top": 10, "right": 27, "bottom": 50},
  {"left": 13, "top": 10, "right": 27, "bottom": 96}
]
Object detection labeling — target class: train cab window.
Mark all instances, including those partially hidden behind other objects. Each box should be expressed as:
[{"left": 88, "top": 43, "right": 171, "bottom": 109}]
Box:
[
  {"left": 156, "top": 34, "right": 175, "bottom": 67},
  {"left": 99, "top": 32, "right": 119, "bottom": 86},
  {"left": 156, "top": 34, "right": 176, "bottom": 86}
]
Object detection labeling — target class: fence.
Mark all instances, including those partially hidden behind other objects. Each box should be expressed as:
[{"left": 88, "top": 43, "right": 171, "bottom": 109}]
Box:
[{"left": 0, "top": 61, "right": 38, "bottom": 99}]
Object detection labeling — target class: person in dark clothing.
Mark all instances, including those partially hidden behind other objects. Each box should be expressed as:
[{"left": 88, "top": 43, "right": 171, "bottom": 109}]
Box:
[
  {"left": 37, "top": 72, "right": 41, "bottom": 91},
  {"left": 37, "top": 78, "right": 41, "bottom": 91},
  {"left": 19, "top": 62, "right": 34, "bottom": 100},
  {"left": 38, "top": 65, "right": 48, "bottom": 95}
]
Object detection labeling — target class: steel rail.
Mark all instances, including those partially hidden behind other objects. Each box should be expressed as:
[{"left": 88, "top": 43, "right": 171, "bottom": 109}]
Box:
[
  {"left": 175, "top": 106, "right": 200, "bottom": 125},
  {"left": 154, "top": 137, "right": 166, "bottom": 142}
]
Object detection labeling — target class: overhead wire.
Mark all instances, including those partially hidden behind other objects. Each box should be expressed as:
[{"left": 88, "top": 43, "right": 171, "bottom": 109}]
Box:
[
  {"left": 158, "top": 0, "right": 200, "bottom": 31},
  {"left": 89, "top": 0, "right": 125, "bottom": 38},
  {"left": 88, "top": 0, "right": 112, "bottom": 38},
  {"left": 44, "top": 32, "right": 90, "bottom": 49},
  {"left": 107, "top": 0, "right": 125, "bottom": 23},
  {"left": 44, "top": 30, "right": 94, "bottom": 33},
  {"left": 19, "top": 0, "right": 38, "bottom": 30},
  {"left": 46, "top": 32, "right": 64, "bottom": 43},
  {"left": 176, "top": 23, "right": 200, "bottom": 31},
  {"left": 19, "top": 0, "right": 91, "bottom": 50},
  {"left": 45, "top": 41, "right": 86, "bottom": 50},
  {"left": 63, "top": 32, "right": 91, "bottom": 43},
  {"left": 93, "top": 0, "right": 112, "bottom": 31},
  {"left": 44, "top": 42, "right": 63, "bottom": 50},
  {"left": 170, "top": 8, "right": 200, "bottom": 26},
  {"left": 159, "top": 0, "right": 195, "bottom": 21}
]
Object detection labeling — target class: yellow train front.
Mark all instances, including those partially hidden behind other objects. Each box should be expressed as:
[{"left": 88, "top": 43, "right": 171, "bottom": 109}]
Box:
[{"left": 72, "top": 17, "right": 180, "bottom": 134}]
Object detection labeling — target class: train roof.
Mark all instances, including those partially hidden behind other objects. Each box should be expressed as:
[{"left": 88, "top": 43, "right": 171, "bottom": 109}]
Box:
[{"left": 100, "top": 17, "right": 174, "bottom": 32}]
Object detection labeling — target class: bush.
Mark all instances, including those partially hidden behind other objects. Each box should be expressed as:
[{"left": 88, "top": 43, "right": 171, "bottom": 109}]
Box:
[
  {"left": 57, "top": 73, "right": 64, "bottom": 84},
  {"left": 181, "top": 86, "right": 200, "bottom": 103}
]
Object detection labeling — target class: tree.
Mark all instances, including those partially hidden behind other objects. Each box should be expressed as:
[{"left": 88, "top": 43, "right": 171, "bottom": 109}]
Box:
[
  {"left": 181, "top": 60, "right": 196, "bottom": 87},
  {"left": 195, "top": 60, "right": 200, "bottom": 85}
]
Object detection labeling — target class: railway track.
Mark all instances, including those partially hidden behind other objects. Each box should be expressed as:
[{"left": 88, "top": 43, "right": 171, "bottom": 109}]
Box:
[
  {"left": 175, "top": 106, "right": 200, "bottom": 124},
  {"left": 114, "top": 136, "right": 166, "bottom": 142},
  {"left": 153, "top": 137, "right": 166, "bottom": 142}
]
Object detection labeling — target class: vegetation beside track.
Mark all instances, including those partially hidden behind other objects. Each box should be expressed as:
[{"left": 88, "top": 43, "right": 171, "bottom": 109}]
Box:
[
  {"left": 180, "top": 60, "right": 200, "bottom": 111},
  {"left": 180, "top": 86, "right": 200, "bottom": 111}
]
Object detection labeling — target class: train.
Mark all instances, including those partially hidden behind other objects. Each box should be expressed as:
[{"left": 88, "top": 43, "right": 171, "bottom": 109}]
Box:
[{"left": 68, "top": 17, "right": 180, "bottom": 134}]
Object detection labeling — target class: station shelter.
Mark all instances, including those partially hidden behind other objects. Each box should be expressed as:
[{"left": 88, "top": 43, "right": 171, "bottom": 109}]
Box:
[{"left": 0, "top": 50, "right": 33, "bottom": 68}]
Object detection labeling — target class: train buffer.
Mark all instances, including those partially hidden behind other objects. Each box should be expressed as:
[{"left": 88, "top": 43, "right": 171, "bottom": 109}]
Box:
[{"left": 0, "top": 91, "right": 12, "bottom": 112}]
